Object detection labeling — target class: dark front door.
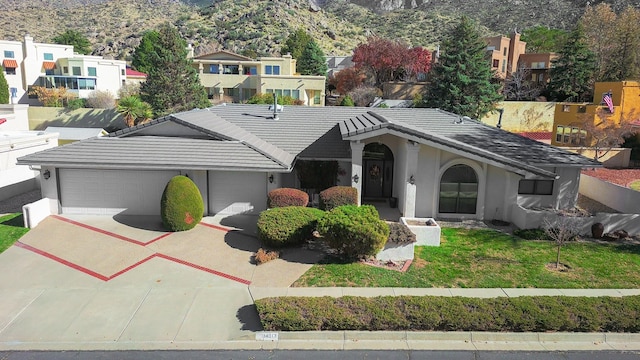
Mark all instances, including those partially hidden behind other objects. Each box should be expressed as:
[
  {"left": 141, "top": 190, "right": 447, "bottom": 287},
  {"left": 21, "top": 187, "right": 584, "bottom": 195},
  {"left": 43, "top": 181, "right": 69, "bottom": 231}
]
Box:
[{"left": 364, "top": 160, "right": 384, "bottom": 198}]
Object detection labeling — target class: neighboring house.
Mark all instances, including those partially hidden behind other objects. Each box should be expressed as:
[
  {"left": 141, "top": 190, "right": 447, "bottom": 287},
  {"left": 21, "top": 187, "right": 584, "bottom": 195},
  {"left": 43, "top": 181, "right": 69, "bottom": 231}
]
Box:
[
  {"left": 0, "top": 104, "right": 58, "bottom": 201},
  {"left": 326, "top": 56, "right": 353, "bottom": 77},
  {"left": 552, "top": 81, "right": 640, "bottom": 166},
  {"left": 0, "top": 35, "right": 126, "bottom": 104},
  {"left": 125, "top": 68, "right": 147, "bottom": 85},
  {"left": 43, "top": 127, "right": 107, "bottom": 145},
  {"left": 485, "top": 31, "right": 555, "bottom": 82},
  {"left": 191, "top": 50, "right": 326, "bottom": 106},
  {"left": 17, "top": 104, "right": 599, "bottom": 222}
]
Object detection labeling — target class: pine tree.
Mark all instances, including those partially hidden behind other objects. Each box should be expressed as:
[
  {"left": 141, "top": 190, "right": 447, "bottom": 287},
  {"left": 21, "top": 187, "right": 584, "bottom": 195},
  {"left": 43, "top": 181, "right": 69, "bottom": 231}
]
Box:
[
  {"left": 297, "top": 40, "right": 327, "bottom": 76},
  {"left": 422, "top": 16, "right": 502, "bottom": 119},
  {"left": 281, "top": 28, "right": 312, "bottom": 59},
  {"left": 52, "top": 30, "right": 92, "bottom": 55},
  {"left": 132, "top": 30, "right": 160, "bottom": 74},
  {"left": 547, "top": 24, "right": 596, "bottom": 102},
  {"left": 140, "top": 23, "right": 209, "bottom": 117},
  {"left": 0, "top": 70, "right": 9, "bottom": 104}
]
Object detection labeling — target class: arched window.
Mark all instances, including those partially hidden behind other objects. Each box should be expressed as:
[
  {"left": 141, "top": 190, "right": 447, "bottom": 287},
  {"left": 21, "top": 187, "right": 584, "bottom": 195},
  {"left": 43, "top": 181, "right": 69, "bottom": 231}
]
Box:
[{"left": 439, "top": 164, "right": 478, "bottom": 214}]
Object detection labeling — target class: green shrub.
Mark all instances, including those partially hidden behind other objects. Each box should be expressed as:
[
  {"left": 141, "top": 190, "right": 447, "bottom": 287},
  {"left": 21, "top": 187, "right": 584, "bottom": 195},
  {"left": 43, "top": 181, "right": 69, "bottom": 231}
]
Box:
[
  {"left": 319, "top": 186, "right": 358, "bottom": 211},
  {"left": 65, "top": 98, "right": 86, "bottom": 110},
  {"left": 318, "top": 205, "right": 389, "bottom": 259},
  {"left": 387, "top": 222, "right": 416, "bottom": 244},
  {"left": 255, "top": 295, "right": 640, "bottom": 332},
  {"left": 257, "top": 206, "right": 325, "bottom": 248},
  {"left": 513, "top": 228, "right": 551, "bottom": 240},
  {"left": 267, "top": 188, "right": 309, "bottom": 208},
  {"left": 160, "top": 175, "right": 204, "bottom": 231}
]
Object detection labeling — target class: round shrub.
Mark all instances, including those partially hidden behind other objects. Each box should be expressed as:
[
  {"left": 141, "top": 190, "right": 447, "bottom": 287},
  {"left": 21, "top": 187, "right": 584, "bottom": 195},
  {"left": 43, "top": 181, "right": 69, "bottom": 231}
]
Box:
[
  {"left": 318, "top": 205, "right": 389, "bottom": 259},
  {"left": 319, "top": 186, "right": 358, "bottom": 211},
  {"left": 257, "top": 206, "right": 325, "bottom": 248},
  {"left": 267, "top": 188, "right": 309, "bottom": 208},
  {"left": 160, "top": 175, "right": 204, "bottom": 231}
]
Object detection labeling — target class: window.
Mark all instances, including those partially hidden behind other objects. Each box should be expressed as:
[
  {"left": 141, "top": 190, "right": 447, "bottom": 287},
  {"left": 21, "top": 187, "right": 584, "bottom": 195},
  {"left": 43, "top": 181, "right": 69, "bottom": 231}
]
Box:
[
  {"left": 556, "top": 125, "right": 564, "bottom": 143},
  {"left": 121, "top": 69, "right": 125, "bottom": 76},
  {"left": 45, "top": 69, "right": 54, "bottom": 76},
  {"left": 518, "top": 179, "right": 554, "bottom": 195},
  {"left": 244, "top": 66, "right": 257, "bottom": 75},
  {"left": 439, "top": 164, "right": 478, "bottom": 214},
  {"left": 503, "top": 47, "right": 507, "bottom": 56},
  {"left": 43, "top": 53, "right": 53, "bottom": 61},
  {"left": 223, "top": 65, "right": 239, "bottom": 74},
  {"left": 492, "top": 59, "right": 499, "bottom": 68},
  {"left": 292, "top": 89, "right": 300, "bottom": 99},
  {"left": 4, "top": 50, "right": 14, "bottom": 58},
  {"left": 209, "top": 64, "right": 219, "bottom": 74},
  {"left": 63, "top": 66, "right": 68, "bottom": 74},
  {"left": 72, "top": 66, "right": 81, "bottom": 76},
  {"left": 4, "top": 67, "right": 15, "bottom": 75},
  {"left": 265, "top": 65, "right": 280, "bottom": 75},
  {"left": 531, "top": 61, "right": 546, "bottom": 69},
  {"left": 531, "top": 73, "right": 537, "bottom": 82},
  {"left": 501, "top": 60, "right": 506, "bottom": 73},
  {"left": 283, "top": 89, "right": 291, "bottom": 97},
  {"left": 87, "top": 67, "right": 97, "bottom": 76},
  {"left": 562, "top": 105, "right": 570, "bottom": 112},
  {"left": 313, "top": 90, "right": 321, "bottom": 104}
]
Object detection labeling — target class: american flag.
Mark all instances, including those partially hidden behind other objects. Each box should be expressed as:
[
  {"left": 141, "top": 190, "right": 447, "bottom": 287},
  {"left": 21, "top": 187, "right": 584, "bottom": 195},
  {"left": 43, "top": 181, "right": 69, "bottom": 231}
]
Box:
[{"left": 603, "top": 93, "right": 614, "bottom": 113}]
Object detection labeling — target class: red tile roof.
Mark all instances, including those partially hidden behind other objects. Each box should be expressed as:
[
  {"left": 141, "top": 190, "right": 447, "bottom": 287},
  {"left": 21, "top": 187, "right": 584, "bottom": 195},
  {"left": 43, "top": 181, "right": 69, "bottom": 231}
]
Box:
[
  {"left": 43, "top": 61, "right": 56, "bottom": 70},
  {"left": 2, "top": 59, "right": 18, "bottom": 68},
  {"left": 517, "top": 132, "right": 552, "bottom": 141},
  {"left": 126, "top": 68, "right": 147, "bottom": 78}
]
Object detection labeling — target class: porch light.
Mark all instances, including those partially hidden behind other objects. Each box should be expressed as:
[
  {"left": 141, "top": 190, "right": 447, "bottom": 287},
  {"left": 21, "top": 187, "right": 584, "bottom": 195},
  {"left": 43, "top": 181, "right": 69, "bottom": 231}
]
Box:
[
  {"left": 268, "top": 174, "right": 274, "bottom": 183},
  {"left": 409, "top": 175, "right": 415, "bottom": 185},
  {"left": 43, "top": 170, "right": 50, "bottom": 180},
  {"left": 353, "top": 174, "right": 359, "bottom": 183}
]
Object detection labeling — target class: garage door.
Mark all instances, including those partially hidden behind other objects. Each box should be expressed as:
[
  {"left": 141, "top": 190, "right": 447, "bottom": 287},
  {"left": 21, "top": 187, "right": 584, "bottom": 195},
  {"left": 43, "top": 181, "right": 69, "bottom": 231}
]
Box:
[
  {"left": 59, "top": 169, "right": 180, "bottom": 215},
  {"left": 208, "top": 171, "right": 267, "bottom": 215}
]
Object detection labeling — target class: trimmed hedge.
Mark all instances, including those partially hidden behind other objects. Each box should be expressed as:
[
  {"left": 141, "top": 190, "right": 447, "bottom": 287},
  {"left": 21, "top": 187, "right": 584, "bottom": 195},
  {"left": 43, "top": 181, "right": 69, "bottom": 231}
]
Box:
[
  {"left": 319, "top": 186, "right": 358, "bottom": 211},
  {"left": 257, "top": 206, "right": 325, "bottom": 248},
  {"left": 255, "top": 295, "right": 640, "bottom": 332},
  {"left": 318, "top": 205, "right": 389, "bottom": 259},
  {"left": 160, "top": 175, "right": 204, "bottom": 231},
  {"left": 268, "top": 188, "right": 309, "bottom": 208}
]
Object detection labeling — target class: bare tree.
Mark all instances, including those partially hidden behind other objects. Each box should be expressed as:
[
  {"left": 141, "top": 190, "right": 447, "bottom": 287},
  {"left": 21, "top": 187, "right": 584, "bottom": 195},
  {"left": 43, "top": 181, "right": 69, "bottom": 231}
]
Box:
[
  {"left": 543, "top": 216, "right": 580, "bottom": 269},
  {"left": 503, "top": 64, "right": 543, "bottom": 101},
  {"left": 574, "top": 109, "right": 639, "bottom": 161}
]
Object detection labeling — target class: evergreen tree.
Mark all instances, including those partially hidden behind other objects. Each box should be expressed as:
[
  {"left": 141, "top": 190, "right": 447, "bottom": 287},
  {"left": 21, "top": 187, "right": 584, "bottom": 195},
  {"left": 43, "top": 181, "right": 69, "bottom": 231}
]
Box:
[
  {"left": 52, "top": 30, "right": 92, "bottom": 55},
  {"left": 603, "top": 7, "right": 640, "bottom": 81},
  {"left": 140, "top": 23, "right": 209, "bottom": 117},
  {"left": 132, "top": 30, "right": 160, "bottom": 74},
  {"left": 0, "top": 70, "right": 9, "bottom": 104},
  {"left": 547, "top": 25, "right": 596, "bottom": 102},
  {"left": 281, "top": 28, "right": 312, "bottom": 59},
  {"left": 422, "top": 16, "right": 502, "bottom": 119},
  {"left": 297, "top": 40, "right": 327, "bottom": 76}
]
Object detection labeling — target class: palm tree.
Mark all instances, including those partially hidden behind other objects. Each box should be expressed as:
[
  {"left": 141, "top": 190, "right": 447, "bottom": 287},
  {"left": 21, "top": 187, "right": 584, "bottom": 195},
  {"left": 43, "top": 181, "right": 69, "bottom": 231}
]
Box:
[{"left": 116, "top": 96, "right": 153, "bottom": 127}]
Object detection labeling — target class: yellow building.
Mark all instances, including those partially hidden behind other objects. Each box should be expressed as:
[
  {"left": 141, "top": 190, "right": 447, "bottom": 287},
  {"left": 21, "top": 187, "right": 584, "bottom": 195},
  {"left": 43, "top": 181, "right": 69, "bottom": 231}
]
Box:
[
  {"left": 191, "top": 50, "right": 326, "bottom": 106},
  {"left": 551, "top": 81, "right": 640, "bottom": 148}
]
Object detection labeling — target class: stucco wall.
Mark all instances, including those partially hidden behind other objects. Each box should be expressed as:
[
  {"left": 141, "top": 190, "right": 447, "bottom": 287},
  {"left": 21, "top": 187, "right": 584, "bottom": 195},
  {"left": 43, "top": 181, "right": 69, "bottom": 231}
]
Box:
[
  {"left": 517, "top": 167, "right": 580, "bottom": 210},
  {"left": 481, "top": 101, "right": 556, "bottom": 133},
  {"left": 580, "top": 174, "right": 640, "bottom": 214},
  {"left": 28, "top": 106, "right": 124, "bottom": 131}
]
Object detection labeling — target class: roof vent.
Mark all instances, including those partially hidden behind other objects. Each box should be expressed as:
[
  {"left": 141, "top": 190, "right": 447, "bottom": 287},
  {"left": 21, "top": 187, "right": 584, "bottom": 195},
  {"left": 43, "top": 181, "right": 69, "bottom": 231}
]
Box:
[
  {"left": 453, "top": 116, "right": 471, "bottom": 124},
  {"left": 269, "top": 93, "right": 283, "bottom": 120}
]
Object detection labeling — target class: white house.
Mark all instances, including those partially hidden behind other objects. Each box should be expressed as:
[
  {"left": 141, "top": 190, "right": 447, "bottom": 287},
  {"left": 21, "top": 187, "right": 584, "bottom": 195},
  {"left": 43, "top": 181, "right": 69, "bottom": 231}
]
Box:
[
  {"left": 1, "top": 35, "right": 126, "bottom": 104},
  {"left": 16, "top": 104, "right": 600, "bottom": 221}
]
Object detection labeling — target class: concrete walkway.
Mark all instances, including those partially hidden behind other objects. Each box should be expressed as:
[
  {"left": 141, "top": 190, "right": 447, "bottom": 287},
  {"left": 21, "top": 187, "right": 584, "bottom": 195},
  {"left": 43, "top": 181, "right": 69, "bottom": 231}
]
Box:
[{"left": 1, "top": 214, "right": 640, "bottom": 351}]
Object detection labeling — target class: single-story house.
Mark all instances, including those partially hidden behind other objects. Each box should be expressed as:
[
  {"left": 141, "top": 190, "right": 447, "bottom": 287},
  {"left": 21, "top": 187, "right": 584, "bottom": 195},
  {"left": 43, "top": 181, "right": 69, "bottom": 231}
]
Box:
[{"left": 17, "top": 104, "right": 600, "bottom": 221}]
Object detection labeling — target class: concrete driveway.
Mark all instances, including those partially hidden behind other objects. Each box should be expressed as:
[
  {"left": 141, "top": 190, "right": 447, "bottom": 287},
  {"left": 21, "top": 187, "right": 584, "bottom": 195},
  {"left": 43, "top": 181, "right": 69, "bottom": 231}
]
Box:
[{"left": 0, "top": 214, "right": 324, "bottom": 350}]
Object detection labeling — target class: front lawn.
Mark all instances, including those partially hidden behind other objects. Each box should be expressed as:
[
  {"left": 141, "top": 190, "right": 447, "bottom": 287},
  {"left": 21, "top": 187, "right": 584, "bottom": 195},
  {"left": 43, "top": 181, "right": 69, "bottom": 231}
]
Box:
[
  {"left": 0, "top": 213, "right": 28, "bottom": 253},
  {"left": 293, "top": 228, "right": 640, "bottom": 288}
]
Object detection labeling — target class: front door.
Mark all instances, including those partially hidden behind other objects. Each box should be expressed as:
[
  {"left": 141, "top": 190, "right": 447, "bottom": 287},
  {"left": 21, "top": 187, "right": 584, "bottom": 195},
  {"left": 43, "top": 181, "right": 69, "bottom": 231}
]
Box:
[{"left": 364, "top": 159, "right": 384, "bottom": 198}]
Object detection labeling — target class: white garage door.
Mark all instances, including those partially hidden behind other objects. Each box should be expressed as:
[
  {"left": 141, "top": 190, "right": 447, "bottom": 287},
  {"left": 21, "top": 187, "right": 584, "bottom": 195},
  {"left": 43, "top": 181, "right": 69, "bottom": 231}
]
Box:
[
  {"left": 59, "top": 169, "right": 180, "bottom": 215},
  {"left": 208, "top": 171, "right": 267, "bottom": 215}
]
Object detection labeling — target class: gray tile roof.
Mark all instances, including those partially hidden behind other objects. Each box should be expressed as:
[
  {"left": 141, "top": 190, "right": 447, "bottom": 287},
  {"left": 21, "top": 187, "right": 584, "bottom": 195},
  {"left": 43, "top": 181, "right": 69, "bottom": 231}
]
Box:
[{"left": 18, "top": 104, "right": 601, "bottom": 177}]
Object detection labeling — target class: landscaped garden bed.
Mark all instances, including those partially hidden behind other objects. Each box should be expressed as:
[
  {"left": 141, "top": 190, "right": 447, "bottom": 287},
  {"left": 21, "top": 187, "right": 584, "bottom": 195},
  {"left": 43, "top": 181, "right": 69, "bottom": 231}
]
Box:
[
  {"left": 294, "top": 227, "right": 640, "bottom": 288},
  {"left": 255, "top": 295, "right": 640, "bottom": 332}
]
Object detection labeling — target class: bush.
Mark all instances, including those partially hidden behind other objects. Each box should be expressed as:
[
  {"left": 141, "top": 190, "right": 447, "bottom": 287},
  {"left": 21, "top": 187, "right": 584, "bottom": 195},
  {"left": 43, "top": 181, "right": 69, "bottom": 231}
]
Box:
[
  {"left": 65, "top": 98, "right": 86, "bottom": 110},
  {"left": 85, "top": 90, "right": 116, "bottom": 109},
  {"left": 255, "top": 295, "right": 640, "bottom": 332},
  {"left": 257, "top": 206, "right": 325, "bottom": 248},
  {"left": 318, "top": 205, "right": 389, "bottom": 259},
  {"left": 387, "top": 222, "right": 416, "bottom": 244},
  {"left": 267, "top": 188, "right": 309, "bottom": 208},
  {"left": 319, "top": 186, "right": 358, "bottom": 211},
  {"left": 160, "top": 175, "right": 204, "bottom": 231},
  {"left": 513, "top": 228, "right": 551, "bottom": 240},
  {"left": 254, "top": 248, "right": 279, "bottom": 265}
]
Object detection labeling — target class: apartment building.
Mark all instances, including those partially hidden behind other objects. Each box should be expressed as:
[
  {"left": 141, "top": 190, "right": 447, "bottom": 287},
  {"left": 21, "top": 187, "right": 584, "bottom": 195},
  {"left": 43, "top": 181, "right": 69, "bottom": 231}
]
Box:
[
  {"left": 485, "top": 31, "right": 555, "bottom": 82},
  {"left": 1, "top": 35, "right": 126, "bottom": 104},
  {"left": 191, "top": 50, "right": 326, "bottom": 106}
]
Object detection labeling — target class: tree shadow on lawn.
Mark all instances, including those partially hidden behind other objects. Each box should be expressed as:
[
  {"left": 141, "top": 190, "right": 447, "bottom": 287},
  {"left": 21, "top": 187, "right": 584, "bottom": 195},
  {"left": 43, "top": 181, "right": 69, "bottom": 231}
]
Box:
[{"left": 0, "top": 214, "right": 24, "bottom": 228}]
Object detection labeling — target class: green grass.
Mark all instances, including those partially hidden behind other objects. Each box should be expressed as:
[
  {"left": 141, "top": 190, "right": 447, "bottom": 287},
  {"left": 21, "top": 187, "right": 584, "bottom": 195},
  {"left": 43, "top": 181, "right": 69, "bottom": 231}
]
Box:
[
  {"left": 293, "top": 228, "right": 640, "bottom": 288},
  {"left": 630, "top": 180, "right": 640, "bottom": 191},
  {"left": 0, "top": 213, "right": 28, "bottom": 253}
]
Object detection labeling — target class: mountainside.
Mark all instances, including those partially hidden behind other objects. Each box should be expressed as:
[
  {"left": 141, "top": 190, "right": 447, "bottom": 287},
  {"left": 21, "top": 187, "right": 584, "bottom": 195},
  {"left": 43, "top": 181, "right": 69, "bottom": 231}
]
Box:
[{"left": 0, "top": 0, "right": 638, "bottom": 62}]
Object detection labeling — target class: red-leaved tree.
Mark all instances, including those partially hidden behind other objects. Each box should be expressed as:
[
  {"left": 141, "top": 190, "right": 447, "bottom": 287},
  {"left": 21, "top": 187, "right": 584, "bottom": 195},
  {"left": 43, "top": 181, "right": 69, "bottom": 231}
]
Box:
[
  {"left": 352, "top": 37, "right": 432, "bottom": 88},
  {"left": 329, "top": 67, "right": 367, "bottom": 95}
]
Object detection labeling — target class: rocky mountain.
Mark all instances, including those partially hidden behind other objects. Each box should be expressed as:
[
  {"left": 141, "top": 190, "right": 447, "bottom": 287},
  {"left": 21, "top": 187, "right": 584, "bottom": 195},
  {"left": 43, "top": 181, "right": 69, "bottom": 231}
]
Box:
[{"left": 0, "top": 0, "right": 638, "bottom": 62}]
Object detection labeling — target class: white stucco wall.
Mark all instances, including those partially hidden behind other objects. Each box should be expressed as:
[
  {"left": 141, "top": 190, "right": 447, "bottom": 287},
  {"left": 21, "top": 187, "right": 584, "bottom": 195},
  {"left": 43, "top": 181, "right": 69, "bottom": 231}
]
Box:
[{"left": 517, "top": 167, "right": 580, "bottom": 210}]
